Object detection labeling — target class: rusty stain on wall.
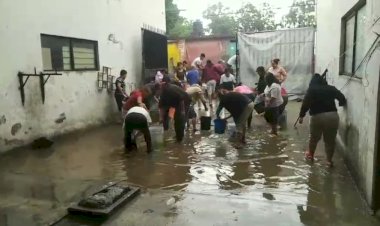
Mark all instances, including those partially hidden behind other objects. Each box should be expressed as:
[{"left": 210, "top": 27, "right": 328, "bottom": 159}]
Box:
[
  {"left": 11, "top": 123, "right": 22, "bottom": 136},
  {"left": 55, "top": 113, "right": 66, "bottom": 124}
]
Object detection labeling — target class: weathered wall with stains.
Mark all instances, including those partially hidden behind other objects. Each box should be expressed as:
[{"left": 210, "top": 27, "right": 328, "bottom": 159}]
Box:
[
  {"left": 316, "top": 0, "right": 380, "bottom": 208},
  {"left": 0, "top": 0, "right": 166, "bottom": 152}
]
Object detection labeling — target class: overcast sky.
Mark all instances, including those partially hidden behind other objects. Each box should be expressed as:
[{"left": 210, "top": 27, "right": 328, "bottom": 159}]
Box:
[{"left": 173, "top": 0, "right": 295, "bottom": 23}]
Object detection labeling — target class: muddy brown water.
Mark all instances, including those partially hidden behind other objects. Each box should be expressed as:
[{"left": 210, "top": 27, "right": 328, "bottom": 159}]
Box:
[{"left": 0, "top": 102, "right": 379, "bottom": 226}]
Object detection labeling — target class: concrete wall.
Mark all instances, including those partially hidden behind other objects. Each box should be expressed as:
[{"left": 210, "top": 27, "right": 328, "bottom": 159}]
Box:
[
  {"left": 0, "top": 0, "right": 166, "bottom": 152},
  {"left": 316, "top": 0, "right": 380, "bottom": 208}
]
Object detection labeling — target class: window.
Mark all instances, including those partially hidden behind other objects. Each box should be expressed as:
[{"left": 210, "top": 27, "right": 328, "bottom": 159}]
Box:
[
  {"left": 340, "top": 1, "right": 367, "bottom": 77},
  {"left": 41, "top": 34, "right": 99, "bottom": 71}
]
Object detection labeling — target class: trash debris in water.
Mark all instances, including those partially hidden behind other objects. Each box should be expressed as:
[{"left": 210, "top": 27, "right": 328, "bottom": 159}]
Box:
[{"left": 166, "top": 197, "right": 176, "bottom": 206}]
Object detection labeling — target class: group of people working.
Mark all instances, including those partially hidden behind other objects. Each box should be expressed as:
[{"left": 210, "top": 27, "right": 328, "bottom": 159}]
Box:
[{"left": 114, "top": 53, "right": 347, "bottom": 167}]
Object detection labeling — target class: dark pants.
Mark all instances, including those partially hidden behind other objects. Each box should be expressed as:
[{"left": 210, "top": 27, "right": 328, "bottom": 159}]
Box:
[
  {"left": 124, "top": 113, "right": 152, "bottom": 152},
  {"left": 245, "top": 93, "right": 256, "bottom": 128},
  {"left": 279, "top": 95, "right": 288, "bottom": 115},
  {"left": 115, "top": 94, "right": 125, "bottom": 112},
  {"left": 162, "top": 103, "right": 187, "bottom": 142}
]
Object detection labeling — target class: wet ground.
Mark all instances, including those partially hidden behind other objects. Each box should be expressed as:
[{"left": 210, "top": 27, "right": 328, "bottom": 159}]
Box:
[{"left": 0, "top": 102, "right": 379, "bottom": 226}]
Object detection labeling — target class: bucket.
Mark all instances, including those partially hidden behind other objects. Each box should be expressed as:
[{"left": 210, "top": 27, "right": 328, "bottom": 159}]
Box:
[
  {"left": 279, "top": 110, "right": 287, "bottom": 129},
  {"left": 149, "top": 126, "right": 164, "bottom": 148},
  {"left": 227, "top": 123, "right": 236, "bottom": 136},
  {"left": 214, "top": 119, "right": 226, "bottom": 134},
  {"left": 200, "top": 116, "right": 211, "bottom": 130}
]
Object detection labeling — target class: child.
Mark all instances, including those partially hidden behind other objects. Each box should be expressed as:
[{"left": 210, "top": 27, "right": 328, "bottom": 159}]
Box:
[{"left": 264, "top": 73, "right": 284, "bottom": 136}]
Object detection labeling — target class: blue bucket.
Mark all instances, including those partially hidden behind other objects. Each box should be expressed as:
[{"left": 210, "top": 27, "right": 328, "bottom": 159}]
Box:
[{"left": 214, "top": 119, "right": 226, "bottom": 134}]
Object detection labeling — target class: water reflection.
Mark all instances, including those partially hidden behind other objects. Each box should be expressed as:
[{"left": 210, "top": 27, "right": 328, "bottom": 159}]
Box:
[{"left": 0, "top": 106, "right": 379, "bottom": 226}]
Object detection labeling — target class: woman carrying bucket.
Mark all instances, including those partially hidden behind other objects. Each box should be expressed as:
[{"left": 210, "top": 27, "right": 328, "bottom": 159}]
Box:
[{"left": 216, "top": 89, "right": 255, "bottom": 144}]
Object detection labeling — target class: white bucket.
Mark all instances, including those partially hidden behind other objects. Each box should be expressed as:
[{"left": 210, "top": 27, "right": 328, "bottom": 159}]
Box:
[{"left": 149, "top": 126, "right": 164, "bottom": 149}]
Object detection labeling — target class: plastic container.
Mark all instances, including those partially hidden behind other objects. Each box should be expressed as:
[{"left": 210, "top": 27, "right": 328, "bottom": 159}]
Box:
[
  {"left": 279, "top": 110, "right": 287, "bottom": 129},
  {"left": 149, "top": 126, "right": 164, "bottom": 148},
  {"left": 214, "top": 119, "right": 227, "bottom": 134},
  {"left": 200, "top": 116, "right": 211, "bottom": 130},
  {"left": 227, "top": 123, "right": 236, "bottom": 136}
]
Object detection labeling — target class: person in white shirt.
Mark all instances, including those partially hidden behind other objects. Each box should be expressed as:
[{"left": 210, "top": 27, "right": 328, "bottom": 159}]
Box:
[
  {"left": 220, "top": 69, "right": 237, "bottom": 91},
  {"left": 191, "top": 53, "right": 206, "bottom": 70},
  {"left": 123, "top": 106, "right": 153, "bottom": 153},
  {"left": 227, "top": 51, "right": 239, "bottom": 73},
  {"left": 263, "top": 73, "right": 284, "bottom": 136}
]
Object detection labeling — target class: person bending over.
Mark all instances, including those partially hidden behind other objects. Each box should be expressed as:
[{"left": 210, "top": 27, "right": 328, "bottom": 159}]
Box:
[
  {"left": 159, "top": 77, "right": 191, "bottom": 142},
  {"left": 122, "top": 86, "right": 151, "bottom": 118},
  {"left": 216, "top": 89, "right": 254, "bottom": 144},
  {"left": 234, "top": 84, "right": 255, "bottom": 128},
  {"left": 123, "top": 106, "right": 152, "bottom": 153},
  {"left": 185, "top": 84, "right": 209, "bottom": 131}
]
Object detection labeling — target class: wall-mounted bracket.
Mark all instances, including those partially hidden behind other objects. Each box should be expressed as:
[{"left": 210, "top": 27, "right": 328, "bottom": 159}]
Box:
[
  {"left": 18, "top": 67, "right": 61, "bottom": 106},
  {"left": 98, "top": 66, "right": 116, "bottom": 93}
]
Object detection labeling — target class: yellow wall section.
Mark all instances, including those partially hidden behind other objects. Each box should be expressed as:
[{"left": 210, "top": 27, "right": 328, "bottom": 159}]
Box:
[{"left": 167, "top": 42, "right": 181, "bottom": 72}]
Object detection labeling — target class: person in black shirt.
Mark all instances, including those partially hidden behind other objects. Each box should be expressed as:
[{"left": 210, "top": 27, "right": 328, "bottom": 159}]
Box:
[
  {"left": 159, "top": 76, "right": 191, "bottom": 142},
  {"left": 299, "top": 74, "right": 346, "bottom": 167},
  {"left": 216, "top": 90, "right": 255, "bottom": 144},
  {"left": 256, "top": 66, "right": 267, "bottom": 94},
  {"left": 115, "top": 70, "right": 128, "bottom": 111}
]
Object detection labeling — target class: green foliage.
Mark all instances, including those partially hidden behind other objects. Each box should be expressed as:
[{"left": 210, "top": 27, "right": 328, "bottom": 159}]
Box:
[
  {"left": 165, "top": 0, "right": 181, "bottom": 32},
  {"left": 237, "top": 3, "right": 276, "bottom": 32},
  {"left": 203, "top": 3, "right": 238, "bottom": 36},
  {"left": 282, "top": 0, "right": 316, "bottom": 28},
  {"left": 168, "top": 18, "right": 193, "bottom": 38},
  {"left": 202, "top": 2, "right": 276, "bottom": 35}
]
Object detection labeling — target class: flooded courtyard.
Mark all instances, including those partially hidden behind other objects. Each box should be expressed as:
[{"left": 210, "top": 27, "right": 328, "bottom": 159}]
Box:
[{"left": 0, "top": 102, "right": 379, "bottom": 226}]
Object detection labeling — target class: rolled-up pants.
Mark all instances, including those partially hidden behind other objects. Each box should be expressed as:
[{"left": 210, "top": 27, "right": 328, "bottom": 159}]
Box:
[
  {"left": 163, "top": 103, "right": 187, "bottom": 142},
  {"left": 309, "top": 112, "right": 339, "bottom": 161},
  {"left": 235, "top": 102, "right": 255, "bottom": 134}
]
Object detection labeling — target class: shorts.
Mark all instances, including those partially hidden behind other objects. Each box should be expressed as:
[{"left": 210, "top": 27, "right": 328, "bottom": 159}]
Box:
[
  {"left": 206, "top": 80, "right": 217, "bottom": 94},
  {"left": 187, "top": 105, "right": 197, "bottom": 119}
]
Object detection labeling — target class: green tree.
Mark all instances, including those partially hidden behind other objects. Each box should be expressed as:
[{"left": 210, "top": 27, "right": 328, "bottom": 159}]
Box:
[
  {"left": 165, "top": 0, "right": 181, "bottom": 32},
  {"left": 203, "top": 3, "right": 238, "bottom": 36},
  {"left": 168, "top": 18, "right": 193, "bottom": 38},
  {"left": 237, "top": 3, "right": 276, "bottom": 32},
  {"left": 282, "top": 0, "right": 316, "bottom": 28},
  {"left": 203, "top": 2, "right": 277, "bottom": 35}
]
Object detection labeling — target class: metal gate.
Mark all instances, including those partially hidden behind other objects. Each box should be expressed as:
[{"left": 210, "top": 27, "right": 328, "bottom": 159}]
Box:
[
  {"left": 142, "top": 27, "right": 168, "bottom": 82},
  {"left": 238, "top": 27, "right": 315, "bottom": 97}
]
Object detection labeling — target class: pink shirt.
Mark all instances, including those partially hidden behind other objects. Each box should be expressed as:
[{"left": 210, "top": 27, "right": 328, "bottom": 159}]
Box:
[{"left": 234, "top": 85, "right": 253, "bottom": 94}]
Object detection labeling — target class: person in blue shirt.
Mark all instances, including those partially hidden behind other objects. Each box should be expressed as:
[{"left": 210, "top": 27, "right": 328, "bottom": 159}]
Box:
[{"left": 186, "top": 66, "right": 200, "bottom": 86}]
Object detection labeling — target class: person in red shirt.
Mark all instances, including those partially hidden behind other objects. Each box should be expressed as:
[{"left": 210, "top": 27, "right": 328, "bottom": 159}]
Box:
[
  {"left": 213, "top": 60, "right": 225, "bottom": 76},
  {"left": 122, "top": 86, "right": 151, "bottom": 118},
  {"left": 203, "top": 60, "right": 221, "bottom": 107}
]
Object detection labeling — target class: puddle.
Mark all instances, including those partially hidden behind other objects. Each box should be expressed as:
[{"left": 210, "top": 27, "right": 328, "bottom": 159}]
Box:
[{"left": 0, "top": 103, "right": 379, "bottom": 226}]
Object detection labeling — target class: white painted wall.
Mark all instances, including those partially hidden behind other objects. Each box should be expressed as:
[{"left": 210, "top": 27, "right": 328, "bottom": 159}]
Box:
[
  {"left": 316, "top": 0, "right": 380, "bottom": 207},
  {"left": 0, "top": 0, "right": 166, "bottom": 152}
]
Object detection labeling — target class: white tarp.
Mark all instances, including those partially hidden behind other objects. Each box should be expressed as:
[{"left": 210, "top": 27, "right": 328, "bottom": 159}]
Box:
[{"left": 238, "top": 27, "right": 315, "bottom": 97}]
